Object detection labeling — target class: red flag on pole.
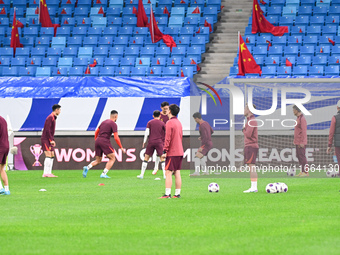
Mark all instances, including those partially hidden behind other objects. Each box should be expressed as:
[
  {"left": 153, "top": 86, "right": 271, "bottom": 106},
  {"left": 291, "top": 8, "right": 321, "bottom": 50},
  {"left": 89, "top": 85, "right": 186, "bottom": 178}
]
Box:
[
  {"left": 0, "top": 0, "right": 4, "bottom": 4},
  {"left": 11, "top": 9, "right": 24, "bottom": 57},
  {"left": 329, "top": 38, "right": 335, "bottom": 46},
  {"left": 237, "top": 34, "right": 262, "bottom": 76},
  {"left": 35, "top": 7, "right": 39, "bottom": 14},
  {"left": 137, "top": 0, "right": 148, "bottom": 27},
  {"left": 85, "top": 65, "right": 91, "bottom": 74},
  {"left": 163, "top": 6, "right": 170, "bottom": 18},
  {"left": 132, "top": 6, "right": 137, "bottom": 15},
  {"left": 89, "top": 59, "right": 97, "bottom": 67},
  {"left": 180, "top": 69, "right": 185, "bottom": 77},
  {"left": 252, "top": 0, "right": 288, "bottom": 36}
]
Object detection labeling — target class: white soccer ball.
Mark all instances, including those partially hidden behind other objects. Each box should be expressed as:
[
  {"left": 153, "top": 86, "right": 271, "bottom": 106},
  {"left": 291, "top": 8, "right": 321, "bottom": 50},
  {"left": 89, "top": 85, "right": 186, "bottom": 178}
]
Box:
[
  {"left": 266, "top": 183, "right": 278, "bottom": 194},
  {"left": 280, "top": 183, "right": 288, "bottom": 193},
  {"left": 208, "top": 183, "right": 219, "bottom": 192},
  {"left": 274, "top": 182, "right": 283, "bottom": 193},
  {"left": 287, "top": 168, "right": 296, "bottom": 177},
  {"left": 326, "top": 169, "right": 337, "bottom": 178}
]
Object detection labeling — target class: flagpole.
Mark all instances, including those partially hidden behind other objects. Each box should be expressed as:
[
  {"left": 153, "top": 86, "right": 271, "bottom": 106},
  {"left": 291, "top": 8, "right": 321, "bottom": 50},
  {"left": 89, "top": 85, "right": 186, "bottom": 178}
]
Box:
[
  {"left": 38, "top": 0, "right": 40, "bottom": 25},
  {"left": 238, "top": 31, "right": 240, "bottom": 50},
  {"left": 150, "top": 3, "right": 154, "bottom": 43}
]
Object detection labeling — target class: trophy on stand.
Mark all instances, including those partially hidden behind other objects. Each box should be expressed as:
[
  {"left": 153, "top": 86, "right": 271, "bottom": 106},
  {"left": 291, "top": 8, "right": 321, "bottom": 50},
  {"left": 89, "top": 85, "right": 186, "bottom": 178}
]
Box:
[{"left": 30, "top": 144, "right": 43, "bottom": 166}]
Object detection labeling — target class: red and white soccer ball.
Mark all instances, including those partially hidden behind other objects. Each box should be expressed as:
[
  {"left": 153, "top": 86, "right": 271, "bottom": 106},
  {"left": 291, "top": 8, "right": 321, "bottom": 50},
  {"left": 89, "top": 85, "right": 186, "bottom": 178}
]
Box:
[{"left": 208, "top": 183, "right": 219, "bottom": 192}]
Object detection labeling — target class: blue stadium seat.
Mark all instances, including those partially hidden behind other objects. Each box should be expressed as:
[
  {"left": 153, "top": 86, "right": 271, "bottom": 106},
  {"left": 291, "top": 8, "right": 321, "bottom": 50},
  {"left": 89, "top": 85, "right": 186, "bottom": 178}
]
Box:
[
  {"left": 19, "top": 66, "right": 36, "bottom": 76},
  {"left": 90, "top": 57, "right": 104, "bottom": 67},
  {"left": 322, "top": 25, "right": 337, "bottom": 36},
  {"left": 40, "top": 27, "right": 54, "bottom": 37},
  {"left": 293, "top": 66, "right": 308, "bottom": 76},
  {"left": 298, "top": 6, "right": 312, "bottom": 16},
  {"left": 171, "top": 46, "right": 187, "bottom": 58},
  {"left": 103, "top": 27, "right": 118, "bottom": 36},
  {"left": 187, "top": 46, "right": 202, "bottom": 62},
  {"left": 277, "top": 66, "right": 292, "bottom": 76},
  {"left": 31, "top": 47, "right": 46, "bottom": 57},
  {"left": 99, "top": 66, "right": 115, "bottom": 76},
  {"left": 90, "top": 7, "right": 105, "bottom": 17},
  {"left": 325, "top": 65, "right": 339, "bottom": 75},
  {"left": 310, "top": 16, "right": 324, "bottom": 25},
  {"left": 183, "top": 57, "right": 198, "bottom": 72},
  {"left": 284, "top": 45, "right": 299, "bottom": 57},
  {"left": 316, "top": 0, "right": 330, "bottom": 6},
  {"left": 140, "top": 46, "right": 155, "bottom": 58},
  {"left": 256, "top": 35, "right": 272, "bottom": 45},
  {"left": 73, "top": 27, "right": 88, "bottom": 37},
  {"left": 191, "top": 36, "right": 206, "bottom": 52},
  {"left": 155, "top": 17, "right": 168, "bottom": 29},
  {"left": 92, "top": 17, "right": 107, "bottom": 27},
  {"left": 122, "top": 17, "right": 137, "bottom": 27},
  {"left": 171, "top": 7, "right": 185, "bottom": 17},
  {"left": 74, "top": 57, "right": 88, "bottom": 66},
  {"left": 76, "top": 17, "right": 91, "bottom": 26},
  {"left": 329, "top": 6, "right": 340, "bottom": 15},
  {"left": 309, "top": 65, "right": 324, "bottom": 76},
  {"left": 163, "top": 66, "right": 178, "bottom": 76},
  {"left": 24, "top": 27, "right": 39, "bottom": 37},
  {"left": 11, "top": 57, "right": 26, "bottom": 66},
  {"left": 88, "top": 27, "right": 103, "bottom": 37},
  {"left": 62, "top": 17, "right": 76, "bottom": 27},
  {"left": 279, "top": 16, "right": 294, "bottom": 26},
  {"left": 184, "top": 17, "right": 199, "bottom": 28},
  {"left": 291, "top": 26, "right": 306, "bottom": 36},
  {"left": 181, "top": 66, "right": 194, "bottom": 78},
  {"left": 47, "top": 47, "right": 62, "bottom": 57},
  {"left": 26, "top": 8, "right": 38, "bottom": 20},
  {"left": 78, "top": 47, "right": 93, "bottom": 58},
  {"left": 266, "top": 16, "right": 279, "bottom": 25},
  {"left": 294, "top": 16, "right": 309, "bottom": 26},
  {"left": 69, "top": 66, "right": 84, "bottom": 76},
  {"left": 120, "top": 57, "right": 135, "bottom": 66},
  {"left": 316, "top": 45, "right": 331, "bottom": 55},
  {"left": 94, "top": 47, "right": 109, "bottom": 57},
  {"left": 58, "top": 57, "right": 73, "bottom": 67},
  {"left": 133, "top": 27, "right": 148, "bottom": 37},
  {"left": 229, "top": 66, "right": 239, "bottom": 76},
  {"left": 114, "top": 36, "right": 129, "bottom": 46},
  {"left": 328, "top": 56, "right": 340, "bottom": 65},
  {"left": 265, "top": 56, "right": 280, "bottom": 66},
  {"left": 148, "top": 66, "right": 162, "bottom": 76},
  {"left": 128, "top": 36, "right": 144, "bottom": 47},
  {"left": 2, "top": 66, "right": 18, "bottom": 76},
  {"left": 169, "top": 16, "right": 184, "bottom": 27},
  {"left": 269, "top": 46, "right": 283, "bottom": 56},
  {"left": 282, "top": 56, "right": 296, "bottom": 66},
  {"left": 56, "top": 27, "right": 71, "bottom": 38},
  {"left": 59, "top": 7, "right": 73, "bottom": 17},
  {"left": 254, "top": 56, "right": 264, "bottom": 66},
  {"left": 67, "top": 37, "right": 83, "bottom": 47},
  {"left": 105, "top": 57, "right": 120, "bottom": 66},
  {"left": 21, "top": 37, "right": 35, "bottom": 47},
  {"left": 36, "top": 67, "right": 51, "bottom": 77},
  {"left": 271, "top": 0, "right": 285, "bottom": 5},
  {"left": 124, "top": 46, "right": 140, "bottom": 57},
  {"left": 136, "top": 57, "right": 150, "bottom": 67},
  {"left": 282, "top": 6, "right": 296, "bottom": 16},
  {"left": 109, "top": 46, "right": 124, "bottom": 57},
  {"left": 83, "top": 36, "right": 98, "bottom": 47},
  {"left": 63, "top": 47, "right": 79, "bottom": 57},
  {"left": 301, "top": 0, "right": 314, "bottom": 5},
  {"left": 156, "top": 47, "right": 171, "bottom": 58},
  {"left": 297, "top": 56, "right": 311, "bottom": 65},
  {"left": 0, "top": 17, "right": 9, "bottom": 27},
  {"left": 115, "top": 66, "right": 131, "bottom": 76},
  {"left": 286, "top": 0, "right": 300, "bottom": 6},
  {"left": 131, "top": 67, "right": 146, "bottom": 76},
  {"left": 15, "top": 48, "right": 30, "bottom": 57},
  {"left": 312, "top": 55, "right": 327, "bottom": 65},
  {"left": 109, "top": 0, "right": 123, "bottom": 9},
  {"left": 175, "top": 36, "right": 191, "bottom": 47},
  {"left": 332, "top": 45, "right": 340, "bottom": 56},
  {"left": 118, "top": 27, "right": 133, "bottom": 37},
  {"left": 326, "top": 16, "right": 339, "bottom": 25},
  {"left": 303, "top": 35, "right": 318, "bottom": 46},
  {"left": 61, "top": 0, "right": 76, "bottom": 7},
  {"left": 0, "top": 57, "right": 11, "bottom": 66},
  {"left": 253, "top": 46, "right": 267, "bottom": 56},
  {"left": 203, "top": 6, "right": 218, "bottom": 23},
  {"left": 107, "top": 7, "right": 121, "bottom": 17},
  {"left": 107, "top": 17, "right": 123, "bottom": 27},
  {"left": 167, "top": 57, "right": 182, "bottom": 66},
  {"left": 98, "top": 36, "right": 114, "bottom": 47},
  {"left": 313, "top": 6, "right": 328, "bottom": 16},
  {"left": 52, "top": 37, "right": 66, "bottom": 48},
  {"left": 262, "top": 66, "right": 277, "bottom": 77},
  {"left": 306, "top": 26, "right": 321, "bottom": 35},
  {"left": 74, "top": 7, "right": 89, "bottom": 16},
  {"left": 287, "top": 36, "right": 302, "bottom": 46},
  {"left": 76, "top": 0, "right": 91, "bottom": 7},
  {"left": 84, "top": 67, "right": 99, "bottom": 76},
  {"left": 43, "top": 57, "right": 58, "bottom": 67},
  {"left": 319, "top": 35, "right": 334, "bottom": 46},
  {"left": 270, "top": 35, "right": 286, "bottom": 46},
  {"left": 300, "top": 45, "right": 315, "bottom": 56},
  {"left": 151, "top": 57, "right": 166, "bottom": 66}
]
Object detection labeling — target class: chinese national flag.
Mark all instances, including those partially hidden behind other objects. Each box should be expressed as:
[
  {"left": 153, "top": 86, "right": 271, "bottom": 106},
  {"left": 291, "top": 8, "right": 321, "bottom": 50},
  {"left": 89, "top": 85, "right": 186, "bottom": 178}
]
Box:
[
  {"left": 35, "top": 7, "right": 39, "bottom": 14},
  {"left": 139, "top": 59, "right": 142, "bottom": 64},
  {"left": 98, "top": 6, "right": 104, "bottom": 15},
  {"left": 0, "top": 0, "right": 4, "bottom": 4},
  {"left": 150, "top": 68, "right": 154, "bottom": 74},
  {"left": 10, "top": 9, "right": 24, "bottom": 57},
  {"left": 66, "top": 0, "right": 71, "bottom": 3},
  {"left": 237, "top": 34, "right": 262, "bottom": 76},
  {"left": 137, "top": 0, "right": 148, "bottom": 27},
  {"left": 252, "top": 0, "right": 288, "bottom": 36},
  {"left": 39, "top": 0, "right": 60, "bottom": 36},
  {"left": 285, "top": 58, "right": 293, "bottom": 67},
  {"left": 329, "top": 38, "right": 335, "bottom": 46},
  {"left": 64, "top": 19, "right": 69, "bottom": 24},
  {"left": 61, "top": 8, "right": 67, "bottom": 14},
  {"left": 192, "top": 6, "right": 200, "bottom": 14},
  {"left": 89, "top": 59, "right": 97, "bottom": 67},
  {"left": 149, "top": 5, "right": 177, "bottom": 51},
  {"left": 57, "top": 69, "right": 61, "bottom": 74},
  {"left": 180, "top": 69, "right": 185, "bottom": 77},
  {"left": 85, "top": 65, "right": 91, "bottom": 74},
  {"left": 204, "top": 20, "right": 212, "bottom": 32},
  {"left": 96, "top": 0, "right": 101, "bottom": 3},
  {"left": 190, "top": 58, "right": 201, "bottom": 71},
  {"left": 0, "top": 7, "right": 6, "bottom": 14},
  {"left": 163, "top": 6, "right": 170, "bottom": 18},
  {"left": 133, "top": 6, "right": 137, "bottom": 15},
  {"left": 156, "top": 59, "right": 160, "bottom": 65}
]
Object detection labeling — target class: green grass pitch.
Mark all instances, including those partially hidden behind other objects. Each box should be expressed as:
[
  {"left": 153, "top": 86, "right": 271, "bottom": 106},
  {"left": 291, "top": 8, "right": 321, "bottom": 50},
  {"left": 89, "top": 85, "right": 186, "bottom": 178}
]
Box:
[{"left": 1, "top": 170, "right": 340, "bottom": 255}]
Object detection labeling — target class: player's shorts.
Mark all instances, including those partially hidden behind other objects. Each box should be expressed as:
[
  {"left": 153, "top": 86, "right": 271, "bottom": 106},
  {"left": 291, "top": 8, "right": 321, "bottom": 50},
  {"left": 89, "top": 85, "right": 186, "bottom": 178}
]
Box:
[
  {"left": 244, "top": 146, "right": 258, "bottom": 165},
  {"left": 145, "top": 141, "right": 163, "bottom": 156},
  {"left": 165, "top": 156, "right": 183, "bottom": 171},
  {"left": 41, "top": 139, "right": 54, "bottom": 152},
  {"left": 95, "top": 138, "right": 115, "bottom": 157},
  {"left": 200, "top": 142, "right": 213, "bottom": 156},
  {"left": 0, "top": 149, "right": 9, "bottom": 165}
]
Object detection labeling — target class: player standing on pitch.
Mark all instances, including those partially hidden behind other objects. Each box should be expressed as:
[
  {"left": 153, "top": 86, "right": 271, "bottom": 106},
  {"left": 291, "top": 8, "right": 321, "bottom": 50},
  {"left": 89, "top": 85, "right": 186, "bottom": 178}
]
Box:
[
  {"left": 160, "top": 104, "right": 183, "bottom": 199},
  {"left": 41, "top": 104, "right": 61, "bottom": 178},
  {"left": 0, "top": 115, "right": 10, "bottom": 195},
  {"left": 82, "top": 110, "right": 126, "bottom": 178},
  {"left": 326, "top": 100, "right": 340, "bottom": 177},
  {"left": 243, "top": 104, "right": 259, "bottom": 193},
  {"left": 293, "top": 105, "right": 308, "bottom": 177},
  {"left": 137, "top": 110, "right": 166, "bottom": 179},
  {"left": 190, "top": 112, "right": 214, "bottom": 176}
]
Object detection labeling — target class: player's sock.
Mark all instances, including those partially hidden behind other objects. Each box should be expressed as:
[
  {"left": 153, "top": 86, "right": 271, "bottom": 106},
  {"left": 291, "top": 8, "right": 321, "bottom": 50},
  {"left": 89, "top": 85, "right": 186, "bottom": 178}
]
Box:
[
  {"left": 161, "top": 161, "right": 166, "bottom": 178},
  {"left": 103, "top": 168, "right": 109, "bottom": 175},
  {"left": 194, "top": 157, "right": 201, "bottom": 173},
  {"left": 87, "top": 163, "right": 93, "bottom": 169},
  {"left": 154, "top": 156, "right": 160, "bottom": 171},
  {"left": 141, "top": 161, "right": 148, "bottom": 176},
  {"left": 43, "top": 157, "right": 50, "bottom": 175},
  {"left": 49, "top": 157, "right": 54, "bottom": 174},
  {"left": 165, "top": 188, "right": 171, "bottom": 196},
  {"left": 200, "top": 157, "right": 207, "bottom": 174},
  {"left": 4, "top": 186, "right": 9, "bottom": 192},
  {"left": 251, "top": 181, "right": 257, "bottom": 190},
  {"left": 175, "top": 189, "right": 181, "bottom": 195},
  {"left": 0, "top": 181, "right": 3, "bottom": 189}
]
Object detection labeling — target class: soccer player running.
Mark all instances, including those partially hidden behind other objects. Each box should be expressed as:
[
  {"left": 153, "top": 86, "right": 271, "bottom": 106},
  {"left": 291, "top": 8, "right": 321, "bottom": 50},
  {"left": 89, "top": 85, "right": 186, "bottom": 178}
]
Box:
[
  {"left": 82, "top": 110, "right": 126, "bottom": 178},
  {"left": 41, "top": 104, "right": 61, "bottom": 178},
  {"left": 0, "top": 115, "right": 10, "bottom": 195},
  {"left": 159, "top": 104, "right": 183, "bottom": 199},
  {"left": 243, "top": 104, "right": 259, "bottom": 193},
  {"left": 137, "top": 110, "right": 166, "bottom": 179},
  {"left": 326, "top": 100, "right": 340, "bottom": 178},
  {"left": 190, "top": 112, "right": 214, "bottom": 176},
  {"left": 293, "top": 105, "right": 308, "bottom": 177}
]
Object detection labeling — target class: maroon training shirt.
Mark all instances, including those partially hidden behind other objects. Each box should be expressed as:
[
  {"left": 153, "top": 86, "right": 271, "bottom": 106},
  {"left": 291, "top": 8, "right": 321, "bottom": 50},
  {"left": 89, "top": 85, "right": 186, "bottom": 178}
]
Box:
[
  {"left": 41, "top": 113, "right": 57, "bottom": 142},
  {"left": 97, "top": 119, "right": 118, "bottom": 140},
  {"left": 160, "top": 113, "right": 169, "bottom": 124},
  {"left": 0, "top": 116, "right": 9, "bottom": 150},
  {"left": 146, "top": 119, "right": 165, "bottom": 144},
  {"left": 199, "top": 121, "right": 213, "bottom": 146}
]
